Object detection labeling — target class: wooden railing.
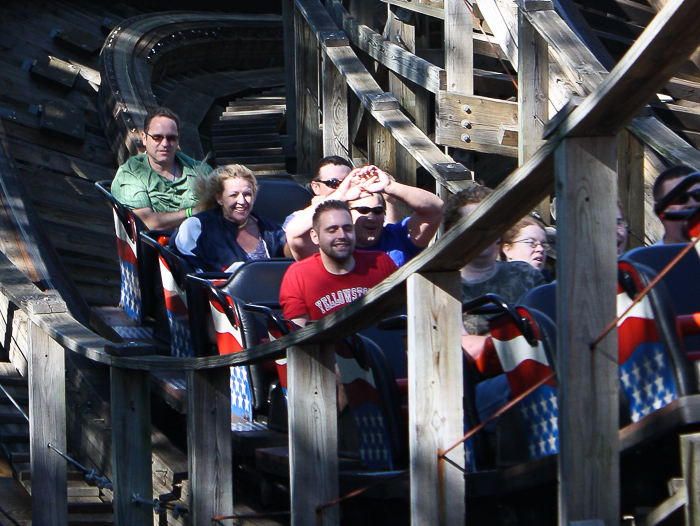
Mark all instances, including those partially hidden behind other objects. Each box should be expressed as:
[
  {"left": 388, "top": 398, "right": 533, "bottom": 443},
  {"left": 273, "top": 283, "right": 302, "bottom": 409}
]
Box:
[{"left": 8, "top": 1, "right": 700, "bottom": 525}]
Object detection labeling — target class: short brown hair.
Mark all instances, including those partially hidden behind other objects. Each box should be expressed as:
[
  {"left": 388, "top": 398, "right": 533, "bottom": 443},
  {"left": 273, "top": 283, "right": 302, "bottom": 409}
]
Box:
[
  {"left": 652, "top": 165, "right": 694, "bottom": 202},
  {"left": 443, "top": 185, "right": 493, "bottom": 231},
  {"left": 144, "top": 107, "right": 180, "bottom": 135},
  {"left": 312, "top": 200, "right": 351, "bottom": 231},
  {"left": 314, "top": 156, "right": 353, "bottom": 179}
]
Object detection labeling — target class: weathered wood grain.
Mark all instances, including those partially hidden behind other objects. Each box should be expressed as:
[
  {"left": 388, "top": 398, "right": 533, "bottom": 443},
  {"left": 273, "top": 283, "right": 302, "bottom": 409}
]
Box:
[
  {"left": 28, "top": 320, "right": 67, "bottom": 525},
  {"left": 407, "top": 272, "right": 464, "bottom": 526},
  {"left": 288, "top": 344, "right": 338, "bottom": 526},
  {"left": 445, "top": 0, "right": 474, "bottom": 94},
  {"left": 322, "top": 50, "right": 349, "bottom": 157},
  {"left": 555, "top": 136, "right": 619, "bottom": 526}
]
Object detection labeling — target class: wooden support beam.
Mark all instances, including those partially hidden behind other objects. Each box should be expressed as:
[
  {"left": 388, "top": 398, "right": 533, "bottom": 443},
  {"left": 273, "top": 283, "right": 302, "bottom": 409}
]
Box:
[
  {"left": 368, "top": 115, "right": 396, "bottom": 176},
  {"left": 28, "top": 320, "right": 67, "bottom": 526},
  {"left": 187, "top": 368, "right": 233, "bottom": 524},
  {"left": 436, "top": 92, "right": 518, "bottom": 156},
  {"left": 111, "top": 366, "right": 152, "bottom": 526},
  {"left": 328, "top": 0, "right": 446, "bottom": 93},
  {"left": 322, "top": 50, "right": 349, "bottom": 157},
  {"left": 283, "top": 0, "right": 298, "bottom": 149},
  {"left": 407, "top": 272, "right": 465, "bottom": 526},
  {"left": 682, "top": 433, "right": 700, "bottom": 526},
  {"left": 617, "top": 131, "right": 646, "bottom": 249},
  {"left": 555, "top": 136, "right": 619, "bottom": 526},
  {"left": 288, "top": 344, "right": 339, "bottom": 526},
  {"left": 295, "top": 4, "right": 323, "bottom": 174},
  {"left": 519, "top": 8, "right": 550, "bottom": 221},
  {"left": 381, "top": 0, "right": 446, "bottom": 20},
  {"left": 445, "top": 0, "right": 473, "bottom": 94}
]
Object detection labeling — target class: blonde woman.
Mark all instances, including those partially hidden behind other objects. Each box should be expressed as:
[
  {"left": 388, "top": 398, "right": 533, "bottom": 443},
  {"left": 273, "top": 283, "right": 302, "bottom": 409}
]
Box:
[{"left": 172, "top": 164, "right": 286, "bottom": 272}]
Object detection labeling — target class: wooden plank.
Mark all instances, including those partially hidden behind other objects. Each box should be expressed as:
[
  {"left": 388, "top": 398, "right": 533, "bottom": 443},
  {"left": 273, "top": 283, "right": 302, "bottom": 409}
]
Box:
[
  {"left": 445, "top": 0, "right": 473, "bottom": 94},
  {"left": 283, "top": 0, "right": 298, "bottom": 148},
  {"left": 110, "top": 366, "right": 152, "bottom": 526},
  {"left": 407, "top": 272, "right": 464, "bottom": 526},
  {"left": 295, "top": 4, "right": 323, "bottom": 174},
  {"left": 555, "top": 136, "right": 619, "bottom": 526},
  {"left": 328, "top": 0, "right": 447, "bottom": 93},
  {"left": 476, "top": 0, "right": 519, "bottom": 68},
  {"left": 519, "top": 8, "right": 549, "bottom": 220},
  {"left": 436, "top": 91, "right": 518, "bottom": 156},
  {"left": 288, "top": 344, "right": 338, "bottom": 526},
  {"left": 381, "top": 0, "right": 446, "bottom": 19},
  {"left": 28, "top": 320, "right": 67, "bottom": 525},
  {"left": 186, "top": 368, "right": 233, "bottom": 524},
  {"left": 368, "top": 115, "right": 396, "bottom": 179},
  {"left": 322, "top": 49, "right": 349, "bottom": 157},
  {"left": 617, "top": 131, "right": 645, "bottom": 249},
  {"left": 628, "top": 116, "right": 700, "bottom": 168},
  {"left": 682, "top": 433, "right": 700, "bottom": 526}
]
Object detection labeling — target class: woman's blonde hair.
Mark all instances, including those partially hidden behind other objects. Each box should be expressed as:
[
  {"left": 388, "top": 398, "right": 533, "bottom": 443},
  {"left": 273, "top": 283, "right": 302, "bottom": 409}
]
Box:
[{"left": 196, "top": 164, "right": 257, "bottom": 211}]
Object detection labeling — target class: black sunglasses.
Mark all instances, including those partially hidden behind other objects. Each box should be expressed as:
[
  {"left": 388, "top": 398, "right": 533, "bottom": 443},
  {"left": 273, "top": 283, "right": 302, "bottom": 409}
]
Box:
[
  {"left": 674, "top": 188, "right": 700, "bottom": 205},
  {"left": 350, "top": 206, "right": 385, "bottom": 215},
  {"left": 145, "top": 132, "right": 179, "bottom": 143},
  {"left": 313, "top": 178, "right": 342, "bottom": 189}
]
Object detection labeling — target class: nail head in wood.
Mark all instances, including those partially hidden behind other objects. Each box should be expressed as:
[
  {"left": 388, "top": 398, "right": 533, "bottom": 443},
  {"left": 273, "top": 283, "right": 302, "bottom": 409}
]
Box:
[{"left": 435, "top": 162, "right": 472, "bottom": 181}]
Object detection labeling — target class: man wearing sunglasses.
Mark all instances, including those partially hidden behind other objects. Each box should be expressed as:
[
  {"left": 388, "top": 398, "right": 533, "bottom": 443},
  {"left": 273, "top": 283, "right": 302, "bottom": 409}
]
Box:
[
  {"left": 111, "top": 107, "right": 212, "bottom": 230},
  {"left": 652, "top": 165, "right": 700, "bottom": 245},
  {"left": 286, "top": 164, "right": 443, "bottom": 266}
]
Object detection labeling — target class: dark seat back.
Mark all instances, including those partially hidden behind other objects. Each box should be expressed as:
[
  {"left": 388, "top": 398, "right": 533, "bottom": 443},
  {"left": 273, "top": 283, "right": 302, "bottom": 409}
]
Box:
[{"left": 252, "top": 179, "right": 312, "bottom": 225}]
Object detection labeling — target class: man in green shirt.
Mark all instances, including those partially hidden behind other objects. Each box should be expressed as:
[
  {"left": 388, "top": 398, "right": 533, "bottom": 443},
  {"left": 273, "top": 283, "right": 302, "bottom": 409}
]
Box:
[{"left": 111, "top": 108, "right": 212, "bottom": 229}]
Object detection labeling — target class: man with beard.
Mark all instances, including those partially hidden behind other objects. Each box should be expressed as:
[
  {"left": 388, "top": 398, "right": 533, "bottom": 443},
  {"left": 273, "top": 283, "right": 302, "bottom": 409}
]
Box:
[{"left": 280, "top": 200, "right": 397, "bottom": 326}]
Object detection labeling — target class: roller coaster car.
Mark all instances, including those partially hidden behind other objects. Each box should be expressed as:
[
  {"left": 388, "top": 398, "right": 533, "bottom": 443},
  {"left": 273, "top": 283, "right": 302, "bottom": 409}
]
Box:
[
  {"left": 95, "top": 181, "right": 164, "bottom": 328},
  {"left": 466, "top": 263, "right": 700, "bottom": 523}
]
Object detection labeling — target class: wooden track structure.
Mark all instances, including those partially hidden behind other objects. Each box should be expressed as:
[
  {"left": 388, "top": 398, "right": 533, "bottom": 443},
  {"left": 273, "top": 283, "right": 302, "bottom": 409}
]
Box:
[{"left": 4, "top": 0, "right": 700, "bottom": 524}]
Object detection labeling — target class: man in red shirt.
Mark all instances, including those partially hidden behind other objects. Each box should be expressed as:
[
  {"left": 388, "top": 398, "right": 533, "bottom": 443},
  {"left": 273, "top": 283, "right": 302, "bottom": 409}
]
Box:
[{"left": 280, "top": 200, "right": 397, "bottom": 326}]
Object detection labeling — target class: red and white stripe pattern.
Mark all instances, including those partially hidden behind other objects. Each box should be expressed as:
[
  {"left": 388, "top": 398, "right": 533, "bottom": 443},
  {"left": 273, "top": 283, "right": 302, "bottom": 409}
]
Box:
[{"left": 209, "top": 294, "right": 244, "bottom": 354}]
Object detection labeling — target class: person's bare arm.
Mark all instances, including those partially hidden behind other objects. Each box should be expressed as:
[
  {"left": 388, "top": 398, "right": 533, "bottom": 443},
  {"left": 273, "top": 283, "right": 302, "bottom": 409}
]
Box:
[
  {"left": 292, "top": 315, "right": 310, "bottom": 328},
  {"left": 132, "top": 207, "right": 189, "bottom": 230},
  {"left": 361, "top": 167, "right": 444, "bottom": 247}
]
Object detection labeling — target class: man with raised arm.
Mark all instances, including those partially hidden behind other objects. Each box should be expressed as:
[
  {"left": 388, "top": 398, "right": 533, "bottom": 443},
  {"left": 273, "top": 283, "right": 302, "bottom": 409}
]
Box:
[
  {"left": 111, "top": 107, "right": 212, "bottom": 230},
  {"left": 280, "top": 200, "right": 397, "bottom": 327},
  {"left": 285, "top": 164, "right": 443, "bottom": 266}
]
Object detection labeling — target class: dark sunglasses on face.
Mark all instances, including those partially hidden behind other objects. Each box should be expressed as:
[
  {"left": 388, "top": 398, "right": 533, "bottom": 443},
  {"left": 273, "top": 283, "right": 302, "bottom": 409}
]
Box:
[
  {"left": 146, "top": 132, "right": 179, "bottom": 143},
  {"left": 673, "top": 188, "right": 700, "bottom": 205},
  {"left": 313, "top": 178, "right": 342, "bottom": 189},
  {"left": 350, "top": 206, "right": 385, "bottom": 215}
]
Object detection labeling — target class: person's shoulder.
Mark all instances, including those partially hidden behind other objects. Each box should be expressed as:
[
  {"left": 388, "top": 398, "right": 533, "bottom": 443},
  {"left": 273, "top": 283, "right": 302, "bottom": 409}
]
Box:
[
  {"left": 176, "top": 151, "right": 212, "bottom": 172},
  {"left": 288, "top": 253, "right": 322, "bottom": 272},
  {"left": 356, "top": 250, "right": 398, "bottom": 269},
  {"left": 503, "top": 260, "right": 546, "bottom": 284},
  {"left": 115, "top": 154, "right": 148, "bottom": 175}
]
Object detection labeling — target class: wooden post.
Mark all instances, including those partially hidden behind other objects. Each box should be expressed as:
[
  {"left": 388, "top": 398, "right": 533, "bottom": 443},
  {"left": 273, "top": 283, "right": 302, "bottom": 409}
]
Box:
[
  {"left": 111, "top": 366, "right": 152, "bottom": 526},
  {"left": 407, "top": 272, "right": 465, "bottom": 526},
  {"left": 283, "top": 0, "right": 297, "bottom": 149},
  {"left": 682, "top": 433, "right": 700, "bottom": 526},
  {"left": 555, "top": 137, "right": 619, "bottom": 526},
  {"left": 445, "top": 0, "right": 474, "bottom": 94},
  {"left": 28, "top": 320, "right": 67, "bottom": 526},
  {"left": 518, "top": 4, "right": 550, "bottom": 222},
  {"left": 617, "top": 131, "right": 645, "bottom": 250},
  {"left": 295, "top": 4, "right": 323, "bottom": 175},
  {"left": 288, "top": 343, "right": 339, "bottom": 526},
  {"left": 187, "top": 367, "right": 233, "bottom": 523},
  {"left": 368, "top": 116, "right": 395, "bottom": 176},
  {"left": 322, "top": 50, "right": 349, "bottom": 158}
]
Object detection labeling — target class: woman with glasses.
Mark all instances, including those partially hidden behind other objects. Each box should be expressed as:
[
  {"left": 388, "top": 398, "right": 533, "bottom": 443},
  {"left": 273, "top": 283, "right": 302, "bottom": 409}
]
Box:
[
  {"left": 171, "top": 164, "right": 286, "bottom": 272},
  {"left": 501, "top": 216, "right": 550, "bottom": 271}
]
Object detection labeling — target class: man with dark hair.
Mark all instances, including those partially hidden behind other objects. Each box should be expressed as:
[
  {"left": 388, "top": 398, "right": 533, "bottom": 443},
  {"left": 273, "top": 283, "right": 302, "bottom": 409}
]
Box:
[
  {"left": 280, "top": 200, "right": 397, "bottom": 327},
  {"left": 309, "top": 155, "right": 354, "bottom": 197},
  {"left": 652, "top": 165, "right": 699, "bottom": 245},
  {"left": 111, "top": 107, "right": 212, "bottom": 230},
  {"left": 286, "top": 165, "right": 443, "bottom": 266}
]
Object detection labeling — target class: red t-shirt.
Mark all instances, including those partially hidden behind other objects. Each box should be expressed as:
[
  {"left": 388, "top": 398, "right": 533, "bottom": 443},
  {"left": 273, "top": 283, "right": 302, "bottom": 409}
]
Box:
[{"left": 280, "top": 251, "right": 398, "bottom": 321}]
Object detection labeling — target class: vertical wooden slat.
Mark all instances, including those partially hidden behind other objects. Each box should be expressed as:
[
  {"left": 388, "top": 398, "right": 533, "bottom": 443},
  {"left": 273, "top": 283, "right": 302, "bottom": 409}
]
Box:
[
  {"left": 518, "top": 6, "right": 550, "bottom": 222},
  {"left": 368, "top": 116, "right": 395, "bottom": 175},
  {"left": 28, "top": 320, "right": 67, "bottom": 526},
  {"left": 407, "top": 272, "right": 465, "bottom": 526},
  {"left": 283, "top": 0, "right": 297, "bottom": 149},
  {"left": 187, "top": 367, "right": 233, "bottom": 524},
  {"left": 322, "top": 50, "right": 349, "bottom": 157},
  {"left": 288, "top": 343, "right": 339, "bottom": 526},
  {"left": 295, "top": 4, "right": 323, "bottom": 175},
  {"left": 682, "top": 433, "right": 700, "bottom": 526},
  {"left": 445, "top": 0, "right": 474, "bottom": 94},
  {"left": 555, "top": 136, "right": 619, "bottom": 526},
  {"left": 111, "top": 366, "right": 152, "bottom": 526},
  {"left": 617, "top": 131, "right": 645, "bottom": 249}
]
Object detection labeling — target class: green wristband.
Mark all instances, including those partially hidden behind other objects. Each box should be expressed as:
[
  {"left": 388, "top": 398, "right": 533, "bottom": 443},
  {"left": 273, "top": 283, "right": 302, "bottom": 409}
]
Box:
[{"left": 186, "top": 207, "right": 192, "bottom": 218}]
